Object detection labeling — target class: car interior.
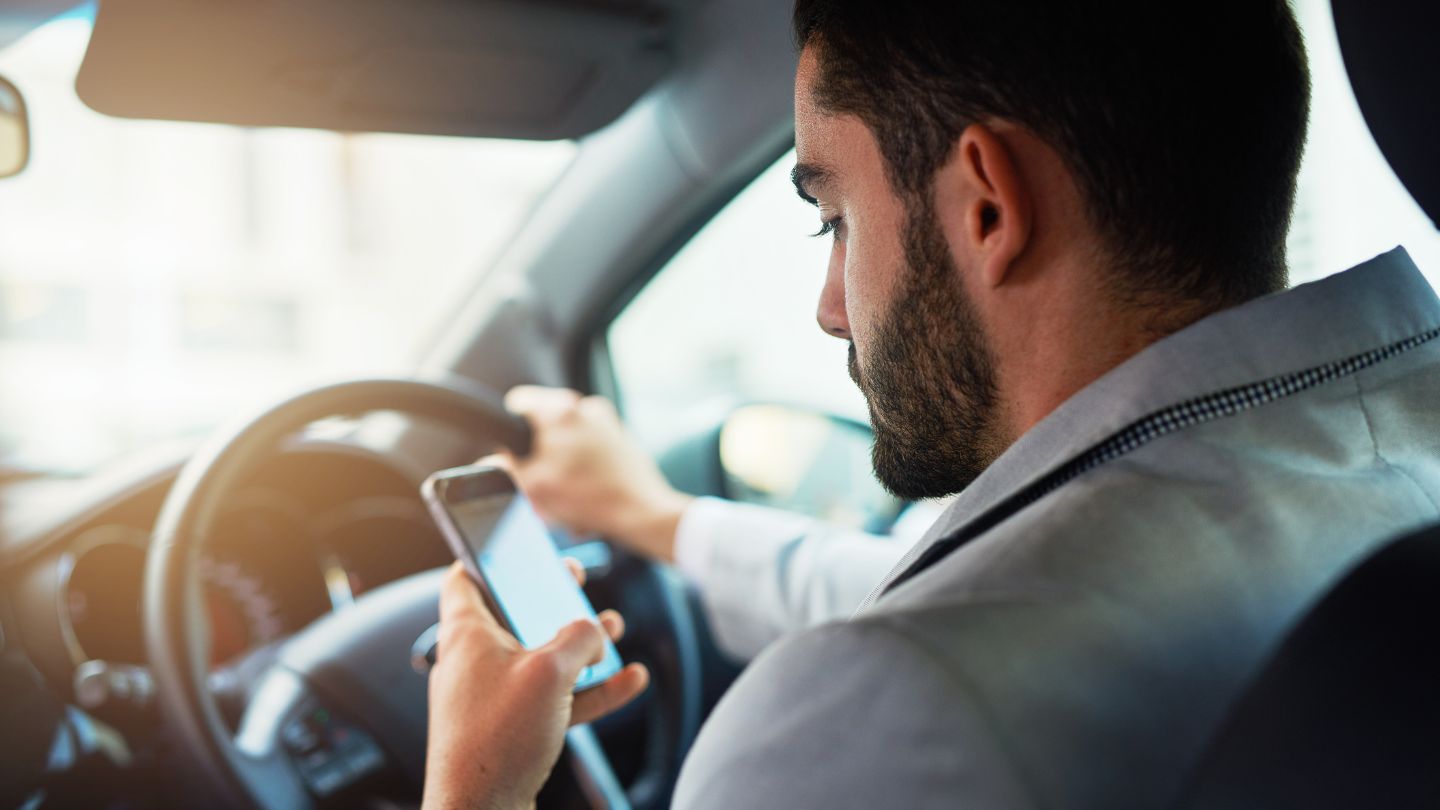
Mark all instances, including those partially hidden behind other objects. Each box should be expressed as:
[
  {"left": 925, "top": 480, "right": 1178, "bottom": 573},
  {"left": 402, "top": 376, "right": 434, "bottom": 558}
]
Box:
[{"left": 0, "top": 0, "right": 1435, "bottom": 808}]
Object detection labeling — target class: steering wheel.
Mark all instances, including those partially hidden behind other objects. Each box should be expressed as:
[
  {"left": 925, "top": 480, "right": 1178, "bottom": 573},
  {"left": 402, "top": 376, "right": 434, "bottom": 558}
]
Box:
[{"left": 143, "top": 378, "right": 703, "bottom": 809}]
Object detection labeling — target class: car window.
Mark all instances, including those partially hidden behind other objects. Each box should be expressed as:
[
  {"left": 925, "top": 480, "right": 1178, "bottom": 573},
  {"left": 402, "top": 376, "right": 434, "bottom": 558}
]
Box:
[
  {"left": 604, "top": 0, "right": 1439, "bottom": 497},
  {"left": 0, "top": 15, "right": 575, "bottom": 473},
  {"left": 607, "top": 155, "right": 866, "bottom": 456},
  {"left": 606, "top": 154, "right": 895, "bottom": 527}
]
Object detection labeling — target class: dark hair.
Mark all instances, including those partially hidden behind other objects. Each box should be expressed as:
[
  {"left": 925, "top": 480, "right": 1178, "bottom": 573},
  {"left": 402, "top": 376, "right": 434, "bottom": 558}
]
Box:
[{"left": 794, "top": 1, "right": 1311, "bottom": 312}]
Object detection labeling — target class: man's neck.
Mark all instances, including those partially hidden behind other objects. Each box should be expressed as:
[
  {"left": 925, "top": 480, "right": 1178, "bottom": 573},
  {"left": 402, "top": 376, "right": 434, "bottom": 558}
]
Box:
[{"left": 993, "top": 283, "right": 1205, "bottom": 444}]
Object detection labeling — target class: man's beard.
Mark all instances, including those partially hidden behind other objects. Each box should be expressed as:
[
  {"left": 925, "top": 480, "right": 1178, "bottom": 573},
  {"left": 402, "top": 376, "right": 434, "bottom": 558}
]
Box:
[{"left": 848, "top": 199, "right": 1005, "bottom": 501}]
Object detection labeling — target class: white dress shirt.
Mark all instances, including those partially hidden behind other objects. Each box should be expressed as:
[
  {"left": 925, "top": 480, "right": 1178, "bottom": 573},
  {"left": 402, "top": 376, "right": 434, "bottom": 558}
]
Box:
[{"left": 672, "top": 497, "right": 940, "bottom": 660}]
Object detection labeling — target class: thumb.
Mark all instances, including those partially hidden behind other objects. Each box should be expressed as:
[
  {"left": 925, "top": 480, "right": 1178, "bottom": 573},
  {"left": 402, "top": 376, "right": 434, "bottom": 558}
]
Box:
[
  {"left": 537, "top": 619, "right": 607, "bottom": 680},
  {"left": 439, "top": 562, "right": 500, "bottom": 631}
]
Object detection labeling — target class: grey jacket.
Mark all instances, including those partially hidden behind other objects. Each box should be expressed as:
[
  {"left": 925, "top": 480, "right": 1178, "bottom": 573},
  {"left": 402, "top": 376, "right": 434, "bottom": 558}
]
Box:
[{"left": 672, "top": 248, "right": 1440, "bottom": 809}]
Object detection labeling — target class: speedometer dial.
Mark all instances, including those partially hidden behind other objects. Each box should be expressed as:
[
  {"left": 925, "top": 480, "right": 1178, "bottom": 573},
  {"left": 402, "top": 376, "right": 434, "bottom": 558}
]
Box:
[
  {"left": 60, "top": 494, "right": 343, "bottom": 670},
  {"left": 199, "top": 556, "right": 287, "bottom": 667},
  {"left": 62, "top": 538, "right": 300, "bottom": 669}
]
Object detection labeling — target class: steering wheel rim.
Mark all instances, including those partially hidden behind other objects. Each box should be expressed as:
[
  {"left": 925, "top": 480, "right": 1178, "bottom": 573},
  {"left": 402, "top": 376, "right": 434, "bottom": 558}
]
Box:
[{"left": 143, "top": 377, "right": 700, "bottom": 809}]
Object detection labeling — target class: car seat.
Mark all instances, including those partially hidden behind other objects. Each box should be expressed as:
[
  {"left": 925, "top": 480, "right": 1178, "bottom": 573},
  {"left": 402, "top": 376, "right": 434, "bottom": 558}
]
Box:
[{"left": 1175, "top": 0, "right": 1440, "bottom": 805}]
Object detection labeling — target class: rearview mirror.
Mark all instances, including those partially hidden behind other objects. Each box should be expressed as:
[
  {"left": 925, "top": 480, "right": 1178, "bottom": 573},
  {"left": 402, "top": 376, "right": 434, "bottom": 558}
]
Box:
[
  {"left": 0, "top": 75, "right": 28, "bottom": 178},
  {"left": 719, "top": 404, "right": 905, "bottom": 533}
]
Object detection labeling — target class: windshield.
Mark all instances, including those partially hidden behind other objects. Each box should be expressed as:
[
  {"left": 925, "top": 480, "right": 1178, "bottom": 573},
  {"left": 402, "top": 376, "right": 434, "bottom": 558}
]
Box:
[{"left": 0, "top": 16, "right": 575, "bottom": 474}]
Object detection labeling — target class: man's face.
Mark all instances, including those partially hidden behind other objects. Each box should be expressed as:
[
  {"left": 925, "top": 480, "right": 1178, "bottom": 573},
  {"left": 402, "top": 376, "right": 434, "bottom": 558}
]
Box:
[{"left": 794, "top": 48, "right": 1003, "bottom": 500}]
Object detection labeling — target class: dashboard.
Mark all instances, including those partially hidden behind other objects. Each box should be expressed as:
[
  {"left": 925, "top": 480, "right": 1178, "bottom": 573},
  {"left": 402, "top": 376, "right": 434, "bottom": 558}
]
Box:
[
  {"left": 56, "top": 489, "right": 434, "bottom": 671},
  {"left": 0, "top": 436, "right": 459, "bottom": 709},
  {"left": 0, "top": 414, "right": 531, "bottom": 808},
  {"left": 0, "top": 419, "right": 701, "bottom": 809}
]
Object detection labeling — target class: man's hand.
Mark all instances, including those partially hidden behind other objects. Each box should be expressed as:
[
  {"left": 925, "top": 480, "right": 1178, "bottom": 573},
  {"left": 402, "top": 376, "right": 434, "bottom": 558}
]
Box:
[
  {"left": 423, "top": 561, "right": 649, "bottom": 810},
  {"left": 494, "top": 386, "right": 693, "bottom": 563}
]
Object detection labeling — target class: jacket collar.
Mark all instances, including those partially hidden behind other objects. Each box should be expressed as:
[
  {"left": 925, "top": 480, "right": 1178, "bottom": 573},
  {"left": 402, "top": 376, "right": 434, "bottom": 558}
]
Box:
[{"left": 864, "top": 247, "right": 1440, "bottom": 605}]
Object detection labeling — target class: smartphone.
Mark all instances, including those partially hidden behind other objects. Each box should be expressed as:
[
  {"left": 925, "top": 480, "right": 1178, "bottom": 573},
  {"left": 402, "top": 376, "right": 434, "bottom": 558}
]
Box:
[{"left": 422, "top": 464, "right": 624, "bottom": 692}]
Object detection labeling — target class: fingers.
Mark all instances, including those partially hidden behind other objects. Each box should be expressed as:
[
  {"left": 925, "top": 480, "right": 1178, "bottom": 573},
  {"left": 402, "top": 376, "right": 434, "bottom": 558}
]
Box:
[
  {"left": 563, "top": 556, "right": 586, "bottom": 588},
  {"left": 505, "top": 386, "right": 582, "bottom": 420},
  {"left": 475, "top": 452, "right": 515, "bottom": 474},
  {"left": 435, "top": 562, "right": 516, "bottom": 668},
  {"left": 596, "top": 609, "right": 625, "bottom": 642},
  {"left": 538, "top": 618, "right": 609, "bottom": 679},
  {"left": 571, "top": 663, "right": 650, "bottom": 726},
  {"left": 576, "top": 395, "right": 621, "bottom": 424}
]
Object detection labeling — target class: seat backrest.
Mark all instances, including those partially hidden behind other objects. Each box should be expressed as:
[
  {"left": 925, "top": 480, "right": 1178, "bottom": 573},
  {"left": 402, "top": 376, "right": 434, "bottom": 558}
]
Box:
[
  {"left": 1175, "top": 1, "right": 1440, "bottom": 805},
  {"left": 1176, "top": 2, "right": 1440, "bottom": 798},
  {"left": 1330, "top": 0, "right": 1440, "bottom": 227},
  {"left": 1175, "top": 522, "right": 1440, "bottom": 808}
]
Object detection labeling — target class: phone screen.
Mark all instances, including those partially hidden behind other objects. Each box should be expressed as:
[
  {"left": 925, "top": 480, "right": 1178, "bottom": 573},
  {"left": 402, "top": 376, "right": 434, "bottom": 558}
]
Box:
[{"left": 427, "top": 468, "right": 623, "bottom": 692}]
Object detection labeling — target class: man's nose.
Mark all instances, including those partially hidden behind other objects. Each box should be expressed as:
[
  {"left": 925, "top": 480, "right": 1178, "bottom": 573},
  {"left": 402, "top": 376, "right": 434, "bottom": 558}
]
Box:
[{"left": 816, "top": 262, "right": 850, "bottom": 340}]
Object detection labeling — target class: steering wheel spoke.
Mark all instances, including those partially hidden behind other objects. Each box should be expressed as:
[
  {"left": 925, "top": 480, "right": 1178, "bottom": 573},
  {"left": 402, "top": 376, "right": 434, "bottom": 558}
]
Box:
[{"left": 236, "top": 666, "right": 388, "bottom": 806}]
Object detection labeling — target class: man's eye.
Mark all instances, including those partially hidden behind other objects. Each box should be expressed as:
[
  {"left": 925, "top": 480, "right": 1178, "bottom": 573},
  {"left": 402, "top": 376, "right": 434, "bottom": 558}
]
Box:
[{"left": 811, "top": 217, "right": 843, "bottom": 241}]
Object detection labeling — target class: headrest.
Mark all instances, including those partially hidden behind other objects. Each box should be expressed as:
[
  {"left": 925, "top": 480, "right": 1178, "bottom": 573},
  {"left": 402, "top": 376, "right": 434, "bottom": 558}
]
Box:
[{"left": 1331, "top": 0, "right": 1440, "bottom": 229}]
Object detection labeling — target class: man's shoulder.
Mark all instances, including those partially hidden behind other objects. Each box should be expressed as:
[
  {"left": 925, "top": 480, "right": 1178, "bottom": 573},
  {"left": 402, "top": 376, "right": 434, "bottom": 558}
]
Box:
[
  {"left": 855, "top": 352, "right": 1440, "bottom": 806},
  {"left": 873, "top": 360, "right": 1440, "bottom": 718}
]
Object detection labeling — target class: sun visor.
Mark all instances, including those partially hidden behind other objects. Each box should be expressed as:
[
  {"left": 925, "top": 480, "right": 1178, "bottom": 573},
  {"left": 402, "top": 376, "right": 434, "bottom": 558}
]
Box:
[{"left": 75, "top": 0, "right": 678, "bottom": 140}]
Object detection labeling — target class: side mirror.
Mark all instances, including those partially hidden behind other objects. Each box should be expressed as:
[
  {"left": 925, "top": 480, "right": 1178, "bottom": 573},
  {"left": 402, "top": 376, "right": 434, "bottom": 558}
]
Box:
[
  {"left": 718, "top": 404, "right": 905, "bottom": 533},
  {"left": 0, "top": 74, "right": 28, "bottom": 178}
]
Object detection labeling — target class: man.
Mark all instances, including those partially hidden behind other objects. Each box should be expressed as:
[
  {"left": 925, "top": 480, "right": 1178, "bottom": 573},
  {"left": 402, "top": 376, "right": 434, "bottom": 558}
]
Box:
[{"left": 425, "top": 1, "right": 1440, "bottom": 807}]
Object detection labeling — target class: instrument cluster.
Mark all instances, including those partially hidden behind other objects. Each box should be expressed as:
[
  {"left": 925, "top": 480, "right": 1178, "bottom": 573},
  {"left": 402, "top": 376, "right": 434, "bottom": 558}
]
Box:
[{"left": 58, "top": 488, "right": 451, "bottom": 674}]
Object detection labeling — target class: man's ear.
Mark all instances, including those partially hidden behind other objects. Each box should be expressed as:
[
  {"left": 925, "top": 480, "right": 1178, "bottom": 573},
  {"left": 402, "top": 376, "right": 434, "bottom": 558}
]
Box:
[{"left": 951, "top": 123, "right": 1033, "bottom": 288}]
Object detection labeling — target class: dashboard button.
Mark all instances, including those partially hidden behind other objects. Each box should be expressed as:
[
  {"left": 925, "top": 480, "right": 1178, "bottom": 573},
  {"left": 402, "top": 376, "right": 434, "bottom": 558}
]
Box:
[
  {"left": 341, "top": 739, "right": 385, "bottom": 778},
  {"left": 282, "top": 719, "right": 321, "bottom": 754},
  {"left": 301, "top": 760, "right": 351, "bottom": 797}
]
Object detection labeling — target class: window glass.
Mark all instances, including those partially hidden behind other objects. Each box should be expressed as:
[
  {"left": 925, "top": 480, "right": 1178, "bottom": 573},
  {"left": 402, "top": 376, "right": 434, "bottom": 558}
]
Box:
[
  {"left": 0, "top": 16, "right": 575, "bottom": 473},
  {"left": 608, "top": 0, "right": 1439, "bottom": 461},
  {"left": 608, "top": 155, "right": 864, "bottom": 455}
]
